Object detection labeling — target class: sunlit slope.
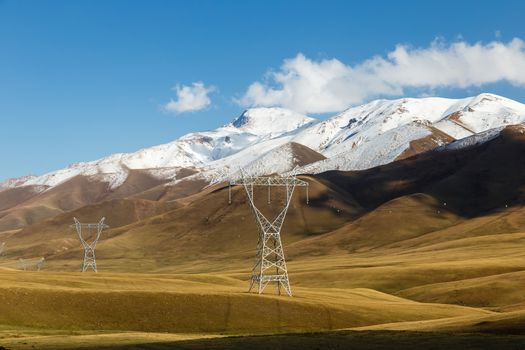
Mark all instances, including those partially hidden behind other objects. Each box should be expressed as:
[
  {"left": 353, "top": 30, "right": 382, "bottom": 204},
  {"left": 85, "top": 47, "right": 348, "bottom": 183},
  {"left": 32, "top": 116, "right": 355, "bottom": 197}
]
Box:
[
  {"left": 0, "top": 170, "right": 172, "bottom": 231},
  {"left": 355, "top": 309, "right": 525, "bottom": 335},
  {"left": 0, "top": 269, "right": 490, "bottom": 334},
  {"left": 0, "top": 198, "right": 178, "bottom": 261}
]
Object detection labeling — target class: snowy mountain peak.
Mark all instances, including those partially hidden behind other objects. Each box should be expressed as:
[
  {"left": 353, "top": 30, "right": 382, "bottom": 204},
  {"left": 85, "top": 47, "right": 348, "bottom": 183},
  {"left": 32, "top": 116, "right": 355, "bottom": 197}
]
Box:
[{"left": 231, "top": 107, "right": 315, "bottom": 135}]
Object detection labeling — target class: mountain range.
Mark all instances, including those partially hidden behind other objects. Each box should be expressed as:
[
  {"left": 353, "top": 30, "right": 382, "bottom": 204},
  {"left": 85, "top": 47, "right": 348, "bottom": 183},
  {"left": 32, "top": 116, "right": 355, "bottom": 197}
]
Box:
[{"left": 0, "top": 92, "right": 524, "bottom": 231}]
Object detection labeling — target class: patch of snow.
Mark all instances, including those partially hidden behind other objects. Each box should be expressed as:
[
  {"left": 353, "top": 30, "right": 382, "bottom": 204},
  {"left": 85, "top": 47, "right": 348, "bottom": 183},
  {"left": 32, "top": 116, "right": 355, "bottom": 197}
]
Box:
[
  {"left": 298, "top": 122, "right": 432, "bottom": 173},
  {"left": 432, "top": 120, "right": 473, "bottom": 139},
  {"left": 435, "top": 126, "right": 505, "bottom": 152},
  {"left": 0, "top": 175, "right": 39, "bottom": 191}
]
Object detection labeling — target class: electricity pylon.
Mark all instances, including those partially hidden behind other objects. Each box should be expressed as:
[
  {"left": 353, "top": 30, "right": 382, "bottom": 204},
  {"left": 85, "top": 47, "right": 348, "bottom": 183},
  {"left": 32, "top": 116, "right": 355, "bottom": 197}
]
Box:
[
  {"left": 17, "top": 257, "right": 45, "bottom": 271},
  {"left": 72, "top": 217, "right": 108, "bottom": 272},
  {"left": 230, "top": 170, "right": 308, "bottom": 296}
]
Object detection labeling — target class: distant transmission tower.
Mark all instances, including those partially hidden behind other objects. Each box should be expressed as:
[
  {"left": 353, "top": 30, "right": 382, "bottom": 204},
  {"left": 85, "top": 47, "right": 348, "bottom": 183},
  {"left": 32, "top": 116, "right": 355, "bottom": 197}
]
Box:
[
  {"left": 72, "top": 217, "right": 108, "bottom": 272},
  {"left": 17, "top": 257, "right": 46, "bottom": 271},
  {"left": 230, "top": 170, "right": 308, "bottom": 296}
]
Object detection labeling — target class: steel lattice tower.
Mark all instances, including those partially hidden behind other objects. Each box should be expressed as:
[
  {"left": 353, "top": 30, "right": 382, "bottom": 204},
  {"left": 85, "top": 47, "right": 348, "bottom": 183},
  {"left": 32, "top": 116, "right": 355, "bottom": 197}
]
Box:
[
  {"left": 18, "top": 257, "right": 46, "bottom": 271},
  {"left": 72, "top": 217, "right": 108, "bottom": 272},
  {"left": 230, "top": 172, "right": 308, "bottom": 296}
]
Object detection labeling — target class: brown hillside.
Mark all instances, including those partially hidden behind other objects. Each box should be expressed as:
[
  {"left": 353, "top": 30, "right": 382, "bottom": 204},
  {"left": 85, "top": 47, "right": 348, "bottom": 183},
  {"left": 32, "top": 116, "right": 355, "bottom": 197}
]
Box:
[
  {"left": 290, "top": 142, "right": 327, "bottom": 166},
  {"left": 3, "top": 198, "right": 178, "bottom": 259},
  {"left": 0, "top": 185, "right": 47, "bottom": 211},
  {"left": 0, "top": 168, "right": 183, "bottom": 231},
  {"left": 395, "top": 126, "right": 454, "bottom": 161}
]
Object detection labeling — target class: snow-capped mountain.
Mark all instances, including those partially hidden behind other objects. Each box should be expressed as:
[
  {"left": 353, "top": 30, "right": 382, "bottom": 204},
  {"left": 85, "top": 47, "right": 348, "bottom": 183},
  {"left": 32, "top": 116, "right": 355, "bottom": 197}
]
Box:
[
  {"left": 294, "top": 93, "right": 525, "bottom": 174},
  {"left": 0, "top": 107, "right": 315, "bottom": 191},
  {"left": 2, "top": 93, "right": 525, "bottom": 193}
]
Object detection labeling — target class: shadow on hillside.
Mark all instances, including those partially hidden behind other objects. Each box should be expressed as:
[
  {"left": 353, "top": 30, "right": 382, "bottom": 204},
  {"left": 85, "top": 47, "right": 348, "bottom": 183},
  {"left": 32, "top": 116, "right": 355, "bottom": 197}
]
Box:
[
  {"left": 317, "top": 129, "right": 525, "bottom": 219},
  {"left": 64, "top": 330, "right": 525, "bottom": 350}
]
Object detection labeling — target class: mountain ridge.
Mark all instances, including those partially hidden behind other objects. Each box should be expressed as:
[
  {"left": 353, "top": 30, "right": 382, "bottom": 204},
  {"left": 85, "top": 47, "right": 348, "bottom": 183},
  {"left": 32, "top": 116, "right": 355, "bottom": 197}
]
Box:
[{"left": 2, "top": 93, "right": 525, "bottom": 196}]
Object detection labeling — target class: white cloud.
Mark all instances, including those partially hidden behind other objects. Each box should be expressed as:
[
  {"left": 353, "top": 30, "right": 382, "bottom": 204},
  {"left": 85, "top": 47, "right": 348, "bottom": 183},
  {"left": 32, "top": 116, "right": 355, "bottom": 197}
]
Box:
[
  {"left": 239, "top": 38, "right": 525, "bottom": 113},
  {"left": 164, "top": 82, "right": 215, "bottom": 113}
]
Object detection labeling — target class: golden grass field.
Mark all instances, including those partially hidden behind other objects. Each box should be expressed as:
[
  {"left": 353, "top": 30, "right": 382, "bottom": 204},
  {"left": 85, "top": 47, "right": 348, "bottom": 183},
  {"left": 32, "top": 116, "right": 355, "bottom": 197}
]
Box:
[
  {"left": 0, "top": 127, "right": 525, "bottom": 348},
  {"left": 1, "top": 208, "right": 525, "bottom": 349}
]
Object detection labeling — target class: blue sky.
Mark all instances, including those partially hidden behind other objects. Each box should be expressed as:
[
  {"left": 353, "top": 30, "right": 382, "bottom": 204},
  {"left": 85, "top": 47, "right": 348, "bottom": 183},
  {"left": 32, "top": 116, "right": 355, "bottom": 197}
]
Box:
[{"left": 1, "top": 0, "right": 525, "bottom": 181}]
